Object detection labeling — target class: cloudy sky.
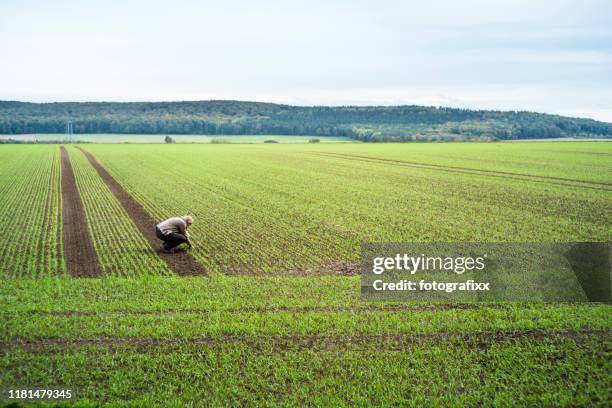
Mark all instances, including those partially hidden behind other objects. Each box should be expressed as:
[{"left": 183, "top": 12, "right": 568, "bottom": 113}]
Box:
[{"left": 1, "top": 0, "right": 611, "bottom": 121}]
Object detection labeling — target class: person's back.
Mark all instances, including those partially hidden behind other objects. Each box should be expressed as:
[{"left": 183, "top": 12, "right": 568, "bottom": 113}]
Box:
[
  {"left": 157, "top": 217, "right": 187, "bottom": 236},
  {"left": 155, "top": 216, "right": 194, "bottom": 253}
]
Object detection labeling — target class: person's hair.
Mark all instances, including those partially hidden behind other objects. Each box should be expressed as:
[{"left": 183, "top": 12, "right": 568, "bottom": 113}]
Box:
[{"left": 182, "top": 215, "right": 194, "bottom": 225}]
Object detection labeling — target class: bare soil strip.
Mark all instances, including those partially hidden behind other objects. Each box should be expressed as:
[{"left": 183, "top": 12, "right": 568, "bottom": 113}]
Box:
[
  {"left": 314, "top": 152, "right": 612, "bottom": 191},
  {"left": 3, "top": 329, "right": 608, "bottom": 353},
  {"left": 76, "top": 147, "right": 207, "bottom": 276},
  {"left": 60, "top": 147, "right": 102, "bottom": 278},
  {"left": 224, "top": 261, "right": 361, "bottom": 277}
]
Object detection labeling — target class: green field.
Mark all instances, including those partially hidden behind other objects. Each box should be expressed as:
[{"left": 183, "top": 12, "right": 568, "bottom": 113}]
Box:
[
  {"left": 1, "top": 142, "right": 611, "bottom": 406},
  {"left": 85, "top": 142, "right": 611, "bottom": 273}
]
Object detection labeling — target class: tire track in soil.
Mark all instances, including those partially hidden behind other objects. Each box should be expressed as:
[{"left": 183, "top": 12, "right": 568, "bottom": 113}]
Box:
[
  {"left": 313, "top": 152, "right": 612, "bottom": 191},
  {"left": 76, "top": 147, "right": 207, "bottom": 276},
  {"left": 6, "top": 303, "right": 515, "bottom": 317},
  {"left": 60, "top": 146, "right": 103, "bottom": 278},
  {"left": 3, "top": 329, "right": 608, "bottom": 353}
]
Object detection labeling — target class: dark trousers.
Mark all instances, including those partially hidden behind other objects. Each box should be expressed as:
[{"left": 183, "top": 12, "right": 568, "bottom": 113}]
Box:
[{"left": 156, "top": 227, "right": 187, "bottom": 250}]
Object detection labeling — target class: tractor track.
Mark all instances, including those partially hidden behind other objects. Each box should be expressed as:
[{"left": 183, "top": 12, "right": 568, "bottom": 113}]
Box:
[
  {"left": 76, "top": 147, "right": 207, "bottom": 276},
  {"left": 312, "top": 152, "right": 612, "bottom": 191},
  {"left": 3, "top": 329, "right": 609, "bottom": 353},
  {"left": 60, "top": 146, "right": 102, "bottom": 277},
  {"left": 1, "top": 302, "right": 521, "bottom": 317}
]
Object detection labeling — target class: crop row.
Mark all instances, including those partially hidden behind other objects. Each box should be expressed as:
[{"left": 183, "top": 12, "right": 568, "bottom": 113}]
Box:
[
  {"left": 0, "top": 145, "right": 63, "bottom": 278},
  {"left": 68, "top": 146, "right": 172, "bottom": 277}
]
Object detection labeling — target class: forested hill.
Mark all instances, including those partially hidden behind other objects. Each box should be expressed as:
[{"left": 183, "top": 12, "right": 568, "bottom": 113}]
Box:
[{"left": 1, "top": 100, "right": 611, "bottom": 141}]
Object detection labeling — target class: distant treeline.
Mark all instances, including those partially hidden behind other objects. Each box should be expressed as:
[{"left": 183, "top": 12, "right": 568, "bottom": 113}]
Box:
[{"left": 1, "top": 100, "right": 611, "bottom": 141}]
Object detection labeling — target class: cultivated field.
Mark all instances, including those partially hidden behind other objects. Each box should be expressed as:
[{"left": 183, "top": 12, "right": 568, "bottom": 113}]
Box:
[
  {"left": 1, "top": 142, "right": 610, "bottom": 406},
  {"left": 0, "top": 145, "right": 63, "bottom": 278},
  {"left": 86, "top": 142, "right": 611, "bottom": 273}
]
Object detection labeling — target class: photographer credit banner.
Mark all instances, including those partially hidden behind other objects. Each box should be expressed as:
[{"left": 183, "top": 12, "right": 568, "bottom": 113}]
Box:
[{"left": 361, "top": 243, "right": 611, "bottom": 302}]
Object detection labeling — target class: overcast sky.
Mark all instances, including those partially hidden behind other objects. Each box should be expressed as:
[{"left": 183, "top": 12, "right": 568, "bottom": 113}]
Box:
[{"left": 1, "top": 0, "right": 611, "bottom": 121}]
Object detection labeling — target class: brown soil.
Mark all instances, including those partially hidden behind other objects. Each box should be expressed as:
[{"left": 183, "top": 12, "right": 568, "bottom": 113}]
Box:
[
  {"left": 60, "top": 147, "right": 102, "bottom": 278},
  {"left": 325, "top": 261, "right": 361, "bottom": 276},
  {"left": 76, "top": 147, "right": 207, "bottom": 276},
  {"left": 3, "top": 329, "right": 608, "bottom": 353},
  {"left": 222, "top": 261, "right": 361, "bottom": 277}
]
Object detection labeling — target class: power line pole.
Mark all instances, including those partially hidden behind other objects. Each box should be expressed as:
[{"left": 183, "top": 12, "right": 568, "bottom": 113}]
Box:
[{"left": 66, "top": 120, "right": 73, "bottom": 143}]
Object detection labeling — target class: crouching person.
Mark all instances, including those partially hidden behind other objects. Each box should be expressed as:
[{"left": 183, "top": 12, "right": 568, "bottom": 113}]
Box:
[{"left": 156, "top": 215, "right": 194, "bottom": 253}]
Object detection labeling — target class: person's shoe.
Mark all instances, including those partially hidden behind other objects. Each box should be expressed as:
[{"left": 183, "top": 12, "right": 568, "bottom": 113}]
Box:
[{"left": 160, "top": 246, "right": 173, "bottom": 254}]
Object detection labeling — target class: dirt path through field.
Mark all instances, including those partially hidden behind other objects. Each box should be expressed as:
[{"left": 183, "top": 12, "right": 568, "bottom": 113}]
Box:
[
  {"left": 77, "top": 147, "right": 207, "bottom": 276},
  {"left": 60, "top": 146, "right": 102, "bottom": 277}
]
